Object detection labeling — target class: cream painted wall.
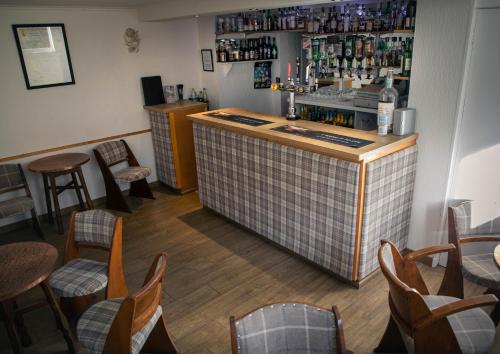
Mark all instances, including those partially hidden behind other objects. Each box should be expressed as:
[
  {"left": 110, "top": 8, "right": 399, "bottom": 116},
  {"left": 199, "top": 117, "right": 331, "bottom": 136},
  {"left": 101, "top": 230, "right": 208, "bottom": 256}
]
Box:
[
  {"left": 406, "top": 0, "right": 474, "bottom": 249},
  {"left": 0, "top": 6, "right": 202, "bottom": 226}
]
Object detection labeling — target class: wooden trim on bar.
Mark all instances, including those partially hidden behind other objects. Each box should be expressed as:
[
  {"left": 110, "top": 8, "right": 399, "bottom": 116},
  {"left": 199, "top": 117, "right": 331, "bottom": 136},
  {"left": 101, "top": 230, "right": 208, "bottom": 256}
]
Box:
[
  {"left": 0, "top": 129, "right": 152, "bottom": 163},
  {"left": 352, "top": 161, "right": 367, "bottom": 281}
]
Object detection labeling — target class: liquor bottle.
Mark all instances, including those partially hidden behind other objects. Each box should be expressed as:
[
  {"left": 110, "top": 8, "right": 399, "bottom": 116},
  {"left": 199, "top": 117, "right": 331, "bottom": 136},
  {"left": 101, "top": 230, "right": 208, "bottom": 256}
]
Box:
[
  {"left": 345, "top": 36, "right": 354, "bottom": 67},
  {"left": 249, "top": 40, "right": 255, "bottom": 60},
  {"left": 374, "top": 3, "right": 382, "bottom": 32},
  {"left": 359, "top": 5, "right": 366, "bottom": 32},
  {"left": 307, "top": 9, "right": 314, "bottom": 33},
  {"left": 227, "top": 40, "right": 234, "bottom": 62},
  {"left": 239, "top": 40, "right": 244, "bottom": 61},
  {"left": 398, "top": 37, "right": 404, "bottom": 69},
  {"left": 217, "top": 17, "right": 224, "bottom": 33},
  {"left": 396, "top": 2, "right": 405, "bottom": 30},
  {"left": 366, "top": 8, "right": 374, "bottom": 32},
  {"left": 297, "top": 8, "right": 305, "bottom": 29},
  {"left": 254, "top": 39, "right": 260, "bottom": 60},
  {"left": 272, "top": 38, "right": 278, "bottom": 59},
  {"left": 355, "top": 36, "right": 364, "bottom": 64},
  {"left": 410, "top": 1, "right": 416, "bottom": 29},
  {"left": 259, "top": 38, "right": 264, "bottom": 59},
  {"left": 313, "top": 9, "right": 320, "bottom": 33},
  {"left": 351, "top": 13, "right": 360, "bottom": 33},
  {"left": 319, "top": 8, "right": 326, "bottom": 34},
  {"left": 383, "top": 2, "right": 391, "bottom": 31},
  {"left": 237, "top": 13, "right": 244, "bottom": 32},
  {"left": 403, "top": 38, "right": 412, "bottom": 76},
  {"left": 344, "top": 5, "right": 351, "bottom": 32},
  {"left": 289, "top": 7, "right": 297, "bottom": 30},
  {"left": 337, "top": 8, "right": 344, "bottom": 32},
  {"left": 377, "top": 69, "right": 399, "bottom": 135},
  {"left": 244, "top": 40, "right": 250, "bottom": 60}
]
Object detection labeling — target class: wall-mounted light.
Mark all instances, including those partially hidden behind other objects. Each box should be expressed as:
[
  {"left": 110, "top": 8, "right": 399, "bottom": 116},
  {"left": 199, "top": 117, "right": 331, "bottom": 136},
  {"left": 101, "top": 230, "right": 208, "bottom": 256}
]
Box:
[{"left": 124, "top": 28, "right": 140, "bottom": 53}]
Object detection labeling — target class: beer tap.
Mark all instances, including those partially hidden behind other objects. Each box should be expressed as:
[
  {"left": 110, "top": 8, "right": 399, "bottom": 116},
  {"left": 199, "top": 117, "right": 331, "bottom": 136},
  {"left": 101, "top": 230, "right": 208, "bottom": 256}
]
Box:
[{"left": 271, "top": 58, "right": 306, "bottom": 121}]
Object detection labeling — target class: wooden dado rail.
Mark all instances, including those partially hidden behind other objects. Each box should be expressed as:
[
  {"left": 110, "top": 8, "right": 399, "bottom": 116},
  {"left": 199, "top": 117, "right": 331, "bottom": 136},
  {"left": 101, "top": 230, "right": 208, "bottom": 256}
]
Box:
[{"left": 0, "top": 129, "right": 152, "bottom": 163}]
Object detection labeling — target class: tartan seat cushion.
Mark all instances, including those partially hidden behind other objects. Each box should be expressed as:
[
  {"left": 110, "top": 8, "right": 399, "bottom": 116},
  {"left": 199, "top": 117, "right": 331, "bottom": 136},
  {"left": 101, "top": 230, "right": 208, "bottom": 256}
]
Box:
[
  {"left": 77, "top": 298, "right": 162, "bottom": 354},
  {"left": 462, "top": 253, "right": 500, "bottom": 290},
  {"left": 113, "top": 166, "right": 151, "bottom": 183},
  {"left": 96, "top": 141, "right": 128, "bottom": 166},
  {"left": 74, "top": 209, "right": 116, "bottom": 248},
  {"left": 0, "top": 196, "right": 33, "bottom": 218},
  {"left": 234, "top": 303, "right": 336, "bottom": 354},
  {"left": 402, "top": 295, "right": 495, "bottom": 354},
  {"left": 49, "top": 258, "right": 108, "bottom": 297}
]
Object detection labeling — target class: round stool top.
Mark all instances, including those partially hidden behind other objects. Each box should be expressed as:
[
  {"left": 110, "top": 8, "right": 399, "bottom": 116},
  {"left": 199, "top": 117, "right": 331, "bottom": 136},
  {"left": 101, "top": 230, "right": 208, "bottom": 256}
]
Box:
[
  {"left": 495, "top": 244, "right": 500, "bottom": 269},
  {"left": 0, "top": 242, "right": 58, "bottom": 302},
  {"left": 28, "top": 153, "right": 90, "bottom": 173}
]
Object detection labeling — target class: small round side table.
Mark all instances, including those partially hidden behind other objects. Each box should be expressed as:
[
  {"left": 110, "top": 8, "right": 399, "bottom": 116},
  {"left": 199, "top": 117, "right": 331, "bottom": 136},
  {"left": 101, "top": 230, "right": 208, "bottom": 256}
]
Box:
[
  {"left": 0, "top": 242, "right": 77, "bottom": 354},
  {"left": 29, "top": 153, "right": 94, "bottom": 234}
]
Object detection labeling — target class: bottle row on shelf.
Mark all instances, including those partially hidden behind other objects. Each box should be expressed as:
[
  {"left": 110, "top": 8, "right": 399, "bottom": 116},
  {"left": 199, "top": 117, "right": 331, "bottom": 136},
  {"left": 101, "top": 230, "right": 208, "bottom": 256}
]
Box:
[
  {"left": 215, "top": 1, "right": 416, "bottom": 35},
  {"left": 216, "top": 36, "right": 278, "bottom": 63},
  {"left": 299, "top": 105, "right": 355, "bottom": 128},
  {"left": 307, "top": 35, "right": 413, "bottom": 77}
]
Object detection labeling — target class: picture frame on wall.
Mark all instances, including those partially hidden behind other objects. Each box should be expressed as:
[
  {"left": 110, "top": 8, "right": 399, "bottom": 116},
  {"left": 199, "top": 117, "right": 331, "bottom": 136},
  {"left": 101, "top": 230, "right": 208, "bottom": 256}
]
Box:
[
  {"left": 201, "top": 49, "right": 214, "bottom": 72},
  {"left": 12, "top": 23, "right": 75, "bottom": 90}
]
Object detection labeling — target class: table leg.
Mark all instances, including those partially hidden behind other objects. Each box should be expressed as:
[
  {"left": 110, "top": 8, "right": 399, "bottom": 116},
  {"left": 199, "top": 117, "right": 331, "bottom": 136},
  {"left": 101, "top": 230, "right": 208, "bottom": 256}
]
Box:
[
  {"left": 71, "top": 172, "right": 85, "bottom": 210},
  {"left": 40, "top": 281, "right": 78, "bottom": 354},
  {"left": 0, "top": 301, "right": 25, "bottom": 354},
  {"left": 13, "top": 300, "right": 32, "bottom": 347},
  {"left": 42, "top": 174, "right": 53, "bottom": 224},
  {"left": 49, "top": 175, "right": 64, "bottom": 234},
  {"left": 77, "top": 167, "right": 94, "bottom": 210}
]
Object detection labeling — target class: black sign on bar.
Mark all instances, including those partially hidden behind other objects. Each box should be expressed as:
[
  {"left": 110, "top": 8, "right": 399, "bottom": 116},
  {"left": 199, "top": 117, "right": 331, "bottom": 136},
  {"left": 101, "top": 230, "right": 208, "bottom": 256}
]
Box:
[
  {"left": 204, "top": 112, "right": 272, "bottom": 127},
  {"left": 272, "top": 125, "right": 374, "bottom": 148}
]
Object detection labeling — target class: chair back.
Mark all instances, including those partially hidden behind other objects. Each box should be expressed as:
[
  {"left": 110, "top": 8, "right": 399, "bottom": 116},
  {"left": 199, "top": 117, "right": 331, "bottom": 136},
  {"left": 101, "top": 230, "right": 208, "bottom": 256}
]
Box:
[
  {"left": 378, "top": 241, "right": 433, "bottom": 334},
  {"left": 72, "top": 209, "right": 117, "bottom": 249},
  {"left": 230, "top": 302, "right": 347, "bottom": 354},
  {"left": 129, "top": 253, "right": 167, "bottom": 335},
  {"left": 0, "top": 164, "right": 26, "bottom": 193},
  {"left": 95, "top": 140, "right": 128, "bottom": 166}
]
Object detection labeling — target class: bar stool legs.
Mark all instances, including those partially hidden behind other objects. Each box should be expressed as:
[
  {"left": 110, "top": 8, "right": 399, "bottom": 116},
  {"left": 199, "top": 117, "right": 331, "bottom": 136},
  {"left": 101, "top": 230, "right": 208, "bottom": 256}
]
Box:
[{"left": 42, "top": 167, "right": 94, "bottom": 234}]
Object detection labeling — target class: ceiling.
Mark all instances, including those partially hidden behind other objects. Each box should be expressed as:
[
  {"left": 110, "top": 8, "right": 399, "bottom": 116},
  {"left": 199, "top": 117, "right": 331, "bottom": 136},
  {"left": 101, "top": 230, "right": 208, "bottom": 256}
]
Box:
[{"left": 0, "top": 0, "right": 165, "bottom": 7}]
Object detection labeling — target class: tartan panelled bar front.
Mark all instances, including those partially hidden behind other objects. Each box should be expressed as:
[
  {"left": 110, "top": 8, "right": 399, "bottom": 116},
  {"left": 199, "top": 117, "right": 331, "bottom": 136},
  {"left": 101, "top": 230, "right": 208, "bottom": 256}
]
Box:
[
  {"left": 193, "top": 123, "right": 360, "bottom": 280},
  {"left": 358, "top": 145, "right": 418, "bottom": 279},
  {"left": 148, "top": 111, "right": 177, "bottom": 188}
]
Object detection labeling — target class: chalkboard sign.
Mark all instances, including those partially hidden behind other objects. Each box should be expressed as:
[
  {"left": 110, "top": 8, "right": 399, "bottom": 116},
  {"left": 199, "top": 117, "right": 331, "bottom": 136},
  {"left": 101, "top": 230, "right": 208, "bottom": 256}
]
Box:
[{"left": 141, "top": 76, "right": 165, "bottom": 106}]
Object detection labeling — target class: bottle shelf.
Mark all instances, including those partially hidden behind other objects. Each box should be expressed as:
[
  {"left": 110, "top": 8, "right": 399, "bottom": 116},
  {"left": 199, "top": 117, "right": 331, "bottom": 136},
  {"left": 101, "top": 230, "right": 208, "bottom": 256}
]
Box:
[
  {"left": 394, "top": 75, "right": 410, "bottom": 81},
  {"left": 216, "top": 59, "right": 279, "bottom": 64},
  {"left": 302, "top": 29, "right": 414, "bottom": 38},
  {"left": 215, "top": 29, "right": 305, "bottom": 37}
]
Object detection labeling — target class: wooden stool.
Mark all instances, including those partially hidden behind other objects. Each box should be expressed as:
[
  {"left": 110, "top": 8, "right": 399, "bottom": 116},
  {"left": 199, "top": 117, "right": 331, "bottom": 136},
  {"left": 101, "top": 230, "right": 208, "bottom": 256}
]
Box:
[
  {"left": 29, "top": 153, "right": 94, "bottom": 234},
  {"left": 0, "top": 242, "right": 78, "bottom": 354}
]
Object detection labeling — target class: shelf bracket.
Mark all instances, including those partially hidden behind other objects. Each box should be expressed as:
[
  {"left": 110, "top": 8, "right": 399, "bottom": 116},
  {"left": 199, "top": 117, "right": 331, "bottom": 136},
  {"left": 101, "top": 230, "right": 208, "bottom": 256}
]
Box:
[{"left": 220, "top": 63, "right": 233, "bottom": 78}]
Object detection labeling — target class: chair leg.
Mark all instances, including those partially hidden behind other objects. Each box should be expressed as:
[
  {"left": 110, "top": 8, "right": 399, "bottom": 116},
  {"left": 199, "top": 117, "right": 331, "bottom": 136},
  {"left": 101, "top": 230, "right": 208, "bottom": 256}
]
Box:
[
  {"left": 0, "top": 301, "right": 25, "bottom": 354},
  {"left": 40, "top": 281, "right": 78, "bottom": 354},
  {"left": 104, "top": 179, "right": 131, "bottom": 213},
  {"left": 374, "top": 316, "right": 407, "bottom": 353},
  {"left": 141, "top": 315, "right": 178, "bottom": 354},
  {"left": 30, "top": 209, "right": 44, "bottom": 239},
  {"left": 130, "top": 178, "right": 155, "bottom": 199}
]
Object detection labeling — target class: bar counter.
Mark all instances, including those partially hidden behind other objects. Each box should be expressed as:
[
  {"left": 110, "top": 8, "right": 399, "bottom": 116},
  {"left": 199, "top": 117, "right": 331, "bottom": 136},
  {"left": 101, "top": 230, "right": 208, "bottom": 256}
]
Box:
[{"left": 188, "top": 108, "right": 418, "bottom": 285}]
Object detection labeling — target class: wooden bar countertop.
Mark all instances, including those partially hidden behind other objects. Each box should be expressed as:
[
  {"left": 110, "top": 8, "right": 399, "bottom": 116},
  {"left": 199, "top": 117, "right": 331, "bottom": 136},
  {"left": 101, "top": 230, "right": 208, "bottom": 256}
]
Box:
[
  {"left": 188, "top": 107, "right": 417, "bottom": 162},
  {"left": 144, "top": 101, "right": 207, "bottom": 113}
]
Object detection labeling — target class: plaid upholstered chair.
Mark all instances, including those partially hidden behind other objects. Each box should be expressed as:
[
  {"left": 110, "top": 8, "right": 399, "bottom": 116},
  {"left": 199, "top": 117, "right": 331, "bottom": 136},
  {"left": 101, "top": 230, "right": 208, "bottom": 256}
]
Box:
[
  {"left": 76, "top": 253, "right": 178, "bottom": 354},
  {"left": 230, "top": 303, "right": 352, "bottom": 354},
  {"left": 94, "top": 139, "right": 154, "bottom": 213},
  {"left": 49, "top": 209, "right": 128, "bottom": 318},
  {"left": 441, "top": 201, "right": 500, "bottom": 325},
  {"left": 0, "top": 163, "right": 43, "bottom": 238},
  {"left": 375, "top": 240, "right": 498, "bottom": 354}
]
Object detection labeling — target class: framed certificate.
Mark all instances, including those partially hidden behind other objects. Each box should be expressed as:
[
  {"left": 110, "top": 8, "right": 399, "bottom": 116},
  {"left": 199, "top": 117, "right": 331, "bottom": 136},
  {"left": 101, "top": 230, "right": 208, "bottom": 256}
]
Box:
[
  {"left": 201, "top": 49, "right": 214, "bottom": 72},
  {"left": 12, "top": 23, "right": 75, "bottom": 90}
]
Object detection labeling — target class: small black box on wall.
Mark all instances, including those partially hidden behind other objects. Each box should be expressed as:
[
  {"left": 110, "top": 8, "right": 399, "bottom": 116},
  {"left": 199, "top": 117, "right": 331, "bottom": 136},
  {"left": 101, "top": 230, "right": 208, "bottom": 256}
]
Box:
[{"left": 141, "top": 76, "right": 165, "bottom": 106}]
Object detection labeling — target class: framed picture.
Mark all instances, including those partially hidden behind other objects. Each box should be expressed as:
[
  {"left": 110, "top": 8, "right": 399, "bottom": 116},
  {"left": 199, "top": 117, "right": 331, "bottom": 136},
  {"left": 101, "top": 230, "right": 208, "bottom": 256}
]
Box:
[
  {"left": 12, "top": 23, "right": 75, "bottom": 90},
  {"left": 201, "top": 49, "right": 214, "bottom": 72}
]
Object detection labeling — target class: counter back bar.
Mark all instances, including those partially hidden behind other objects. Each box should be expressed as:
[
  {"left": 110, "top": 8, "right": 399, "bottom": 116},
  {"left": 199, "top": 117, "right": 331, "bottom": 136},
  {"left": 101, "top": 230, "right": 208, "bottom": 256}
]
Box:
[{"left": 189, "top": 108, "right": 417, "bottom": 286}]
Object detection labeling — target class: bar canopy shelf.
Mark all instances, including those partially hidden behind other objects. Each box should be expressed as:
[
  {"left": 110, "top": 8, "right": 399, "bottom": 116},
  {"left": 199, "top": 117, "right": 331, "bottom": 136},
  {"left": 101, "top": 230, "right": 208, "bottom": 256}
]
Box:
[
  {"left": 295, "top": 96, "right": 378, "bottom": 114},
  {"left": 302, "top": 29, "right": 415, "bottom": 38},
  {"left": 216, "top": 59, "right": 279, "bottom": 64},
  {"left": 215, "top": 29, "right": 304, "bottom": 38}
]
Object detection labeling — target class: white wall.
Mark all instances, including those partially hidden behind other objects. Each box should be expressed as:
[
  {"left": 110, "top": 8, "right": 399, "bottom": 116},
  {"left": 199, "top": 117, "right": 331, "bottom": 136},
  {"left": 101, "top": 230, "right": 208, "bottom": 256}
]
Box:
[
  {"left": 406, "top": 0, "right": 474, "bottom": 249},
  {"left": 448, "top": 4, "right": 500, "bottom": 239},
  {"left": 0, "top": 6, "right": 202, "bottom": 226}
]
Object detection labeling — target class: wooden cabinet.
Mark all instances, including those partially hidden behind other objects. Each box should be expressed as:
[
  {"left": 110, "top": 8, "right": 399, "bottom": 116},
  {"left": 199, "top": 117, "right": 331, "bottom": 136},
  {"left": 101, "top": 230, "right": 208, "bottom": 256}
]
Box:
[{"left": 145, "top": 101, "right": 207, "bottom": 193}]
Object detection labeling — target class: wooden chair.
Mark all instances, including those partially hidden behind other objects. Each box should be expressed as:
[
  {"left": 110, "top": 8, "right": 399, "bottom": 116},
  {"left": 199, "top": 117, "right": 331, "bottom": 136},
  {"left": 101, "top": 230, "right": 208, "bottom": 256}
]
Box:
[
  {"left": 442, "top": 201, "right": 500, "bottom": 325},
  {"left": 230, "top": 302, "right": 352, "bottom": 354},
  {"left": 375, "top": 240, "right": 498, "bottom": 354},
  {"left": 76, "top": 253, "right": 178, "bottom": 354},
  {"left": 49, "top": 209, "right": 128, "bottom": 318},
  {"left": 94, "top": 139, "right": 154, "bottom": 213},
  {"left": 0, "top": 163, "right": 43, "bottom": 238}
]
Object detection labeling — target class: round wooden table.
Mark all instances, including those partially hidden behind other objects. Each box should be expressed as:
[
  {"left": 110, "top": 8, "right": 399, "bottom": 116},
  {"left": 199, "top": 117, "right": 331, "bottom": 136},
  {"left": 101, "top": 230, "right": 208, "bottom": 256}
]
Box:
[
  {"left": 495, "top": 244, "right": 500, "bottom": 268},
  {"left": 0, "top": 242, "right": 77, "bottom": 354},
  {"left": 29, "top": 153, "right": 94, "bottom": 234}
]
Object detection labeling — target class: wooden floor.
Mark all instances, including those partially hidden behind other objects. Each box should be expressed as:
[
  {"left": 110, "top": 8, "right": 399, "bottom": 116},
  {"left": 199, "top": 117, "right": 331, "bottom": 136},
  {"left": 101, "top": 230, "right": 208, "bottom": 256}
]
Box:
[{"left": 0, "top": 185, "right": 488, "bottom": 354}]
